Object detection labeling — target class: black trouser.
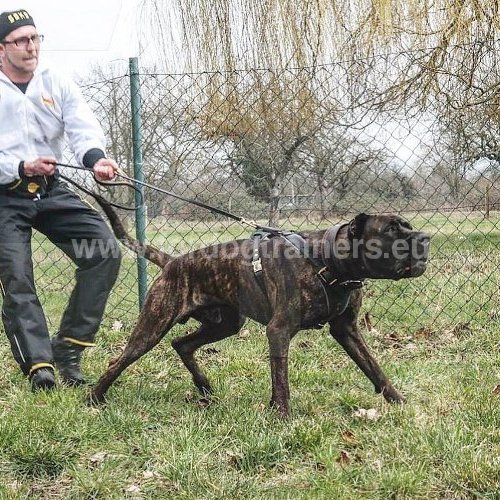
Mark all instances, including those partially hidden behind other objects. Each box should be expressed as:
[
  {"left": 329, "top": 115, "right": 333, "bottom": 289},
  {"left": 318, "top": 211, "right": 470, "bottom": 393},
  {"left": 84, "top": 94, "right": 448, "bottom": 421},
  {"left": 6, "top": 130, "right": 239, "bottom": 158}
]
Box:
[{"left": 0, "top": 182, "right": 121, "bottom": 375}]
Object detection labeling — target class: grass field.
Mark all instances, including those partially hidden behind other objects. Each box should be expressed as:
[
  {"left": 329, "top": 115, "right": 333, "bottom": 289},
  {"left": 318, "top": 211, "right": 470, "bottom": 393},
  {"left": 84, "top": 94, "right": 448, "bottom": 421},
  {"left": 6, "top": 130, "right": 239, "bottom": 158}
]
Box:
[{"left": 0, "top": 212, "right": 498, "bottom": 498}]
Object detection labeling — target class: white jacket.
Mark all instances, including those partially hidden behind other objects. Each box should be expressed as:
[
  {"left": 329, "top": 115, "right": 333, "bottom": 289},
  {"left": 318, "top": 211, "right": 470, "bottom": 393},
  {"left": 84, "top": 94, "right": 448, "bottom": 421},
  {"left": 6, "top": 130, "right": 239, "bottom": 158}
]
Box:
[{"left": 0, "top": 66, "right": 106, "bottom": 185}]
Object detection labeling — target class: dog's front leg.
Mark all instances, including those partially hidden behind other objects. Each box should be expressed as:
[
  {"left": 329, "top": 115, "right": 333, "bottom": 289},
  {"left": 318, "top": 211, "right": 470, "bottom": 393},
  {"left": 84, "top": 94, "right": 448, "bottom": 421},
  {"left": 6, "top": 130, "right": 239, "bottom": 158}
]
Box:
[
  {"left": 266, "top": 319, "right": 296, "bottom": 418},
  {"left": 329, "top": 296, "right": 404, "bottom": 403}
]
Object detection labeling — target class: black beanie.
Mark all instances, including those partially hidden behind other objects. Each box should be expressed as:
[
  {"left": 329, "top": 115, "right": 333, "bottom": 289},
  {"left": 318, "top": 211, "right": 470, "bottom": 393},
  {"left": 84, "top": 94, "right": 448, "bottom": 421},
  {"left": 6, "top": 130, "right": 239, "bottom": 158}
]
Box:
[{"left": 0, "top": 10, "right": 35, "bottom": 41}]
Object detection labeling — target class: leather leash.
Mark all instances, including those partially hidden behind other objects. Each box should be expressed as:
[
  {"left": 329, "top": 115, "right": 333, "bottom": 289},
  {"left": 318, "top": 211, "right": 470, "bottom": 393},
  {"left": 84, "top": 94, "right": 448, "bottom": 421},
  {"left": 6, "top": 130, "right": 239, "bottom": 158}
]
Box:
[{"left": 55, "top": 162, "right": 280, "bottom": 232}]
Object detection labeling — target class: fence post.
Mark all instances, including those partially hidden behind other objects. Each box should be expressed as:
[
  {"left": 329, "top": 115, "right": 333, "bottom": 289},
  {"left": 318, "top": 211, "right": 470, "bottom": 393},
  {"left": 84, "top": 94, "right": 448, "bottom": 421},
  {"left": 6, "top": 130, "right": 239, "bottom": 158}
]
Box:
[
  {"left": 485, "top": 183, "right": 491, "bottom": 219},
  {"left": 129, "top": 57, "right": 148, "bottom": 310}
]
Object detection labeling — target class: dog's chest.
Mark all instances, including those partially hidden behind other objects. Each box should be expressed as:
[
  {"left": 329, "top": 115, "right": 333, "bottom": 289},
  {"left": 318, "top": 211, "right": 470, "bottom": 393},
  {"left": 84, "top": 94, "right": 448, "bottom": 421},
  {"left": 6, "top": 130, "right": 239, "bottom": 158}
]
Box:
[{"left": 299, "top": 279, "right": 353, "bottom": 328}]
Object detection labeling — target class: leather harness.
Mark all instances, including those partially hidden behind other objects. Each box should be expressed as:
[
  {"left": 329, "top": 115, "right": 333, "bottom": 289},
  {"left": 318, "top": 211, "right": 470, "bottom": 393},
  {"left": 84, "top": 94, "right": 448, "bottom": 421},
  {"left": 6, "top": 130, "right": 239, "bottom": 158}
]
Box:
[{"left": 250, "top": 225, "right": 364, "bottom": 327}]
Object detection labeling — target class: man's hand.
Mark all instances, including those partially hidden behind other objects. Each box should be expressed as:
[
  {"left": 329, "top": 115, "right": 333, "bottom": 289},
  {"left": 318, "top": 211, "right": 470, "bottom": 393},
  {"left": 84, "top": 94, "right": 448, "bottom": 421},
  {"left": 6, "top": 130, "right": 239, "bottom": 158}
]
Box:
[
  {"left": 23, "top": 157, "right": 57, "bottom": 176},
  {"left": 93, "top": 158, "right": 119, "bottom": 182}
]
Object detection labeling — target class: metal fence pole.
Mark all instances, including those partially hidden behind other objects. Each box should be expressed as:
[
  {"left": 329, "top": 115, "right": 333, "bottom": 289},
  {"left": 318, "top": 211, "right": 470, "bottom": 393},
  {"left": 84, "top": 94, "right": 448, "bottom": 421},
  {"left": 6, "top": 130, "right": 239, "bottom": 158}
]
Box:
[{"left": 129, "top": 57, "right": 148, "bottom": 310}]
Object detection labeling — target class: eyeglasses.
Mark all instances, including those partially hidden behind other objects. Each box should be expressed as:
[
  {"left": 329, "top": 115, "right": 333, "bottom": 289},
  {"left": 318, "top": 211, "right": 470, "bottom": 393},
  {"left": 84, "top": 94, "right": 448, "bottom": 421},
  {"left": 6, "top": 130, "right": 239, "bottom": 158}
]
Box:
[{"left": 1, "top": 34, "right": 44, "bottom": 49}]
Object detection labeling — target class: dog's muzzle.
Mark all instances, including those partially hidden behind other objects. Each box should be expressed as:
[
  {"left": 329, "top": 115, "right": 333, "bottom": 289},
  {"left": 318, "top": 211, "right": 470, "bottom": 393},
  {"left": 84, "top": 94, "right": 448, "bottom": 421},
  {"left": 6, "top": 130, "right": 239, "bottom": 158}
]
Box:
[{"left": 402, "top": 232, "right": 430, "bottom": 277}]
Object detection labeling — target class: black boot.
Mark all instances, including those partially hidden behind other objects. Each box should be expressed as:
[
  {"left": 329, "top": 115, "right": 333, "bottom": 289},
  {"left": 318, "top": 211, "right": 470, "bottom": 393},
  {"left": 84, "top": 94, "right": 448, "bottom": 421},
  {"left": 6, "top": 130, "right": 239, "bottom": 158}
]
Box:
[
  {"left": 29, "top": 367, "right": 56, "bottom": 391},
  {"left": 51, "top": 336, "right": 86, "bottom": 386}
]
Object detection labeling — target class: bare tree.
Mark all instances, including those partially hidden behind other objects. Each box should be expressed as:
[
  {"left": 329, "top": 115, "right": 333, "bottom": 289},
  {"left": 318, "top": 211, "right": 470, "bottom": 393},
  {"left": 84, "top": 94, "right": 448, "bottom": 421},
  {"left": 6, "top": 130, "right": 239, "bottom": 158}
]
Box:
[
  {"left": 82, "top": 66, "right": 204, "bottom": 216},
  {"left": 191, "top": 70, "right": 328, "bottom": 225}
]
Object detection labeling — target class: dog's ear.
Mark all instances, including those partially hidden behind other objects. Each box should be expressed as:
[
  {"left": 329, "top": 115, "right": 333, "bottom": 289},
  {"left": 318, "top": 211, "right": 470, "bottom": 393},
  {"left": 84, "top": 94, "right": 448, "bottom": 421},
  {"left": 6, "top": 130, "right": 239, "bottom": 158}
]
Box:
[{"left": 348, "top": 213, "right": 369, "bottom": 239}]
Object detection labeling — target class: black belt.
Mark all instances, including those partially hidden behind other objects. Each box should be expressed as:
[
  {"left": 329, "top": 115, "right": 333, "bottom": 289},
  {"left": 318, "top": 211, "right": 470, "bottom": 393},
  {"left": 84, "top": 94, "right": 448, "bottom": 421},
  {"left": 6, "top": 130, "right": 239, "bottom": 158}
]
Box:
[{"left": 0, "top": 174, "right": 58, "bottom": 199}]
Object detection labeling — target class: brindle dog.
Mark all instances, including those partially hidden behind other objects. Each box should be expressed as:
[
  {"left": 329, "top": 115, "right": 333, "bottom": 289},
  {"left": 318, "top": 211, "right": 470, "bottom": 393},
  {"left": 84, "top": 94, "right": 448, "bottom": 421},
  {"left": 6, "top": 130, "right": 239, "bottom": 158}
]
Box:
[{"left": 89, "top": 197, "right": 430, "bottom": 417}]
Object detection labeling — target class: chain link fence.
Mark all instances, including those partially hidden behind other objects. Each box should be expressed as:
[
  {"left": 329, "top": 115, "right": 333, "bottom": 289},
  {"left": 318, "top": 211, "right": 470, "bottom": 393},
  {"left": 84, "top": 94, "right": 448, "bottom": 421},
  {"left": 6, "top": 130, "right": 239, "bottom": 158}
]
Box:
[{"left": 29, "top": 44, "right": 500, "bottom": 335}]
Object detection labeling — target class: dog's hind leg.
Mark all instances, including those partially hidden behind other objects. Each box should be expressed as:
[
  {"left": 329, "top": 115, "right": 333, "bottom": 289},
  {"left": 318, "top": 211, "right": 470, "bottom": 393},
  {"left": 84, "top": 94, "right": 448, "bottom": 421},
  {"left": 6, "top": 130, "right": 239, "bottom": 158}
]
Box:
[
  {"left": 89, "top": 282, "right": 181, "bottom": 404},
  {"left": 88, "top": 316, "right": 174, "bottom": 404},
  {"left": 329, "top": 291, "right": 404, "bottom": 403},
  {"left": 171, "top": 306, "right": 244, "bottom": 397}
]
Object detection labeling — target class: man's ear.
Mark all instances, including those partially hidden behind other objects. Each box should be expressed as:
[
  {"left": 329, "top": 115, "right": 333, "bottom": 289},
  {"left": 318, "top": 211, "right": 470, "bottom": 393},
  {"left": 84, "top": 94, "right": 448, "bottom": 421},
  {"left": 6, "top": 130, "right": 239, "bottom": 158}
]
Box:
[{"left": 348, "top": 213, "right": 369, "bottom": 239}]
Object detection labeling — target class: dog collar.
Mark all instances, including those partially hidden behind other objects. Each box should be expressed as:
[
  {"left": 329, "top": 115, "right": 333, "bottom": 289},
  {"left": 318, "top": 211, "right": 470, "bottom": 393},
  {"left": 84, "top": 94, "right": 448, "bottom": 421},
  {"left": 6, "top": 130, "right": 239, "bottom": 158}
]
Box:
[{"left": 320, "top": 223, "right": 364, "bottom": 289}]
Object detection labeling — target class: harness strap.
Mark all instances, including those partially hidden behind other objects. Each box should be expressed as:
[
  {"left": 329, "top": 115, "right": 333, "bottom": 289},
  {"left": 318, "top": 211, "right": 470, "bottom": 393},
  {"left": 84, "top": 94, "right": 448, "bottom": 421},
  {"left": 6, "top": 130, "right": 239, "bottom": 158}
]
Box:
[
  {"left": 251, "top": 230, "right": 270, "bottom": 294},
  {"left": 281, "top": 232, "right": 340, "bottom": 320},
  {"left": 250, "top": 227, "right": 364, "bottom": 325}
]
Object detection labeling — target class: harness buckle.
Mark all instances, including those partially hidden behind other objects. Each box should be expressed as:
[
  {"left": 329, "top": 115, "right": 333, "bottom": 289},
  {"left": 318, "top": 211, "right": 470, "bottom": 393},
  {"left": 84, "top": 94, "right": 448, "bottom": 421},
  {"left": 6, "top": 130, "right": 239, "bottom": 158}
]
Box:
[
  {"left": 252, "top": 258, "right": 262, "bottom": 273},
  {"left": 318, "top": 266, "right": 338, "bottom": 286}
]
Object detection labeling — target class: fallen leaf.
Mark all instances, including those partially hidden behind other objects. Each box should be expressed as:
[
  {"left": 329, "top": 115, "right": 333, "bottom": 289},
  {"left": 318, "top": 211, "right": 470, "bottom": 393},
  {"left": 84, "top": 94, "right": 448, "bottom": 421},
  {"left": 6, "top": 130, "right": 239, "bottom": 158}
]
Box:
[
  {"left": 352, "top": 408, "right": 381, "bottom": 421},
  {"left": 340, "top": 430, "right": 357, "bottom": 444},
  {"left": 256, "top": 402, "right": 266, "bottom": 412},
  {"left": 336, "top": 450, "right": 351, "bottom": 466},
  {"left": 197, "top": 397, "right": 211, "bottom": 408},
  {"left": 315, "top": 461, "right": 326, "bottom": 471},
  {"left": 226, "top": 450, "right": 244, "bottom": 467},
  {"left": 89, "top": 451, "right": 107, "bottom": 465},
  {"left": 493, "top": 385, "right": 500, "bottom": 395}
]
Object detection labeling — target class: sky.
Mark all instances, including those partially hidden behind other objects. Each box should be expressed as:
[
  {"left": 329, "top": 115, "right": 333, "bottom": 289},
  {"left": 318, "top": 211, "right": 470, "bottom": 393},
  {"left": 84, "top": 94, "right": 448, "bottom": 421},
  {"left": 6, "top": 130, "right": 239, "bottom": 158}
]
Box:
[{"left": 2, "top": 1, "right": 143, "bottom": 80}]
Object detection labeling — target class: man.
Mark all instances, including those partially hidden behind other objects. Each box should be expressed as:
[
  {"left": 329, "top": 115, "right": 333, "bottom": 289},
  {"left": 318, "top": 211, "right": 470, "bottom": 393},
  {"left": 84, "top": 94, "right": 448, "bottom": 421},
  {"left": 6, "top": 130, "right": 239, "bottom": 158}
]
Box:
[{"left": 0, "top": 9, "right": 122, "bottom": 391}]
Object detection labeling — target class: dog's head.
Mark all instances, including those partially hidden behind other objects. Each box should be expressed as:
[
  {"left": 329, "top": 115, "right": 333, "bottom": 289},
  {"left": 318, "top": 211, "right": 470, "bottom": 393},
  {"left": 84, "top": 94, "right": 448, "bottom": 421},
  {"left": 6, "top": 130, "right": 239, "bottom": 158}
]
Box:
[{"left": 333, "top": 213, "right": 430, "bottom": 280}]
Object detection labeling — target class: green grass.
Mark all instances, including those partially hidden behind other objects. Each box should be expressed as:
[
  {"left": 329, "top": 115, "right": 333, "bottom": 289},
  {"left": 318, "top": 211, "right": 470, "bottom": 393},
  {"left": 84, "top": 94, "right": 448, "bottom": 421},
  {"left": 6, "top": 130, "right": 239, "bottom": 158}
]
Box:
[
  {"left": 0, "top": 321, "right": 498, "bottom": 498},
  {"left": 0, "top": 211, "right": 498, "bottom": 498}
]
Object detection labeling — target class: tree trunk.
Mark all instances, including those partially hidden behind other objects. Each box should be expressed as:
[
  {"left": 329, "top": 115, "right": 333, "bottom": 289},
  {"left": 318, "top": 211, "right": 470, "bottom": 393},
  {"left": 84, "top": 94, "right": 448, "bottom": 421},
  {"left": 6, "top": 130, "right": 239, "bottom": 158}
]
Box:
[
  {"left": 268, "top": 186, "right": 281, "bottom": 226},
  {"left": 316, "top": 176, "right": 326, "bottom": 221}
]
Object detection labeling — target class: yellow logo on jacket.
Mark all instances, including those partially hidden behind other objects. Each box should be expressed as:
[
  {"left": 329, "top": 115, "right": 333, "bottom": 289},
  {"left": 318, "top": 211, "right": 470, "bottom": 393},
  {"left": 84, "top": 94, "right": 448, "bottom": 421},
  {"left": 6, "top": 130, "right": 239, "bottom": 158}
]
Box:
[{"left": 41, "top": 95, "right": 55, "bottom": 107}]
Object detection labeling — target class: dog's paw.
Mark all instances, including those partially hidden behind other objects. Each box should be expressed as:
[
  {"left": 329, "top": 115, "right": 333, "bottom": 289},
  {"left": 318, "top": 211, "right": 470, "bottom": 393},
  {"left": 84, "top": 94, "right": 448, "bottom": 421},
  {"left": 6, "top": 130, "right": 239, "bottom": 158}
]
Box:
[
  {"left": 85, "top": 389, "right": 107, "bottom": 406},
  {"left": 200, "top": 385, "right": 213, "bottom": 397},
  {"left": 381, "top": 386, "right": 405, "bottom": 404},
  {"left": 269, "top": 399, "right": 291, "bottom": 419}
]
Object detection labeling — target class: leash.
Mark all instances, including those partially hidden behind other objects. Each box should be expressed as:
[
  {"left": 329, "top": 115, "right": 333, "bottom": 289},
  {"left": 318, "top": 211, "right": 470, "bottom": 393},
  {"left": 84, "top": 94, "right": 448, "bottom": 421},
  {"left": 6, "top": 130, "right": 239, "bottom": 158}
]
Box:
[
  {"left": 56, "top": 163, "right": 143, "bottom": 211},
  {"left": 54, "top": 162, "right": 280, "bottom": 232}
]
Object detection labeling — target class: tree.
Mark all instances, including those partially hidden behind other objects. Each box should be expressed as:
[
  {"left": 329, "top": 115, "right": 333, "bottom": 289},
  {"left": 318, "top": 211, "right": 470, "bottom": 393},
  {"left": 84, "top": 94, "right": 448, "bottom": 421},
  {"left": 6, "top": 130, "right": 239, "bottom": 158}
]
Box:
[
  {"left": 140, "top": 1, "right": 500, "bottom": 76},
  {"left": 192, "top": 70, "right": 328, "bottom": 225},
  {"left": 299, "top": 129, "right": 384, "bottom": 217},
  {"left": 138, "top": 0, "right": 499, "bottom": 218}
]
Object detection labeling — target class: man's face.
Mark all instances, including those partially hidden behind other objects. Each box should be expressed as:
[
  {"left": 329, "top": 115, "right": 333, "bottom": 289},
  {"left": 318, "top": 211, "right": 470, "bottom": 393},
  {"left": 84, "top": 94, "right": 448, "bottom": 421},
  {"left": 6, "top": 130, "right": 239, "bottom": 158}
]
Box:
[{"left": 0, "top": 25, "right": 40, "bottom": 80}]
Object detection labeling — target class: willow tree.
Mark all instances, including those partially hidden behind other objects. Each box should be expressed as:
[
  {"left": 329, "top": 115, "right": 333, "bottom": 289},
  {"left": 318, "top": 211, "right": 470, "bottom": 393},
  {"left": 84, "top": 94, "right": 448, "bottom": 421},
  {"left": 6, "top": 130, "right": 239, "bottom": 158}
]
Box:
[
  {"left": 139, "top": 1, "right": 499, "bottom": 75},
  {"left": 140, "top": 0, "right": 499, "bottom": 137},
  {"left": 139, "top": 0, "right": 499, "bottom": 222}
]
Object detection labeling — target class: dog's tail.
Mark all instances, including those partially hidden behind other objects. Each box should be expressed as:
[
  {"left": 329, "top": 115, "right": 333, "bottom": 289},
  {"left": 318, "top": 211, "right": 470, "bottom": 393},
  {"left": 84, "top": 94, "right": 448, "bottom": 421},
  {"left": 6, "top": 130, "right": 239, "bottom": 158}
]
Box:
[{"left": 91, "top": 193, "right": 172, "bottom": 268}]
